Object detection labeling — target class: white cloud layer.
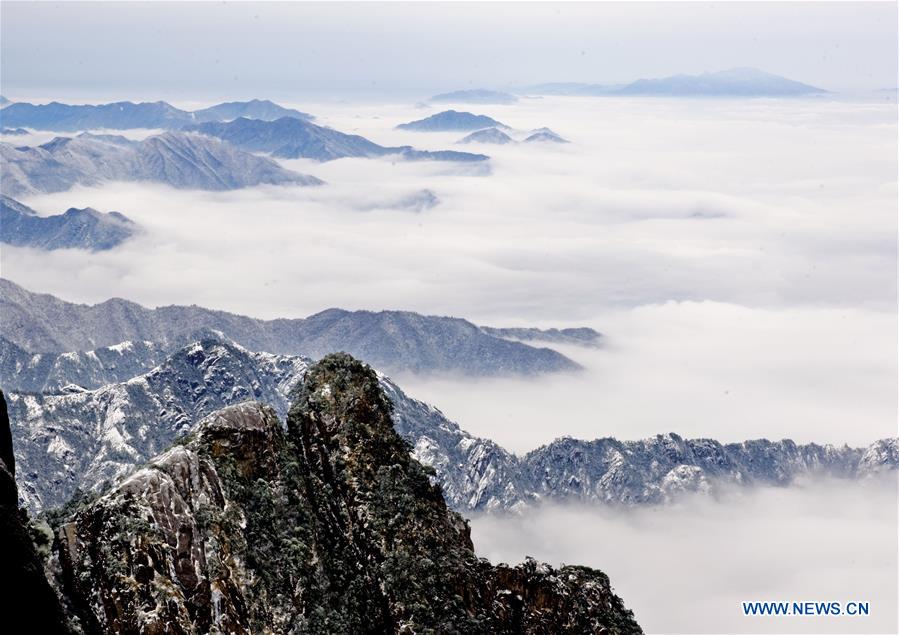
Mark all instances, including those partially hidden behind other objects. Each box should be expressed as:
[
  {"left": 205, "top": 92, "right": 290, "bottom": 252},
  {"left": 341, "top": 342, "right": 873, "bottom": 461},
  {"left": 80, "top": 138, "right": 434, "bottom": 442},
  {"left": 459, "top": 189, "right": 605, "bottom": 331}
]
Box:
[
  {"left": 3, "top": 97, "right": 893, "bottom": 449},
  {"left": 3, "top": 96, "right": 895, "bottom": 321},
  {"left": 398, "top": 302, "right": 897, "bottom": 451},
  {"left": 470, "top": 477, "right": 899, "bottom": 634}
]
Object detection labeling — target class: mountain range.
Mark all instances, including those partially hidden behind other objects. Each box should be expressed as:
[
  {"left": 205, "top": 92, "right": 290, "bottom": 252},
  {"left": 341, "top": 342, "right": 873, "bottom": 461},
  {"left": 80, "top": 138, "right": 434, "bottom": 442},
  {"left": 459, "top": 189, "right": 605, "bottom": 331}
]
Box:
[
  {"left": 456, "top": 126, "right": 569, "bottom": 145},
  {"left": 0, "top": 98, "right": 312, "bottom": 131},
  {"left": 0, "top": 131, "right": 321, "bottom": 196},
  {"left": 521, "top": 68, "right": 826, "bottom": 97},
  {"left": 1, "top": 364, "right": 642, "bottom": 633},
  {"left": 397, "top": 110, "right": 508, "bottom": 132},
  {"left": 5, "top": 337, "right": 895, "bottom": 516},
  {"left": 184, "top": 116, "right": 488, "bottom": 162},
  {"left": 457, "top": 128, "right": 515, "bottom": 144},
  {"left": 1, "top": 195, "right": 137, "bottom": 251},
  {"left": 430, "top": 89, "right": 519, "bottom": 104},
  {"left": 524, "top": 128, "right": 569, "bottom": 143},
  {"left": 0, "top": 279, "right": 583, "bottom": 376}
]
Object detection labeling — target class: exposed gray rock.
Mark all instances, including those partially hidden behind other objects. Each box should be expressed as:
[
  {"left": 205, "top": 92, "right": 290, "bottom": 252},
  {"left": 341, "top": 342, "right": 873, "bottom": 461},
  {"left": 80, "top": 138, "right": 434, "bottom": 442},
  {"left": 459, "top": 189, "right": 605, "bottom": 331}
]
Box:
[
  {"left": 0, "top": 131, "right": 321, "bottom": 195},
  {"left": 1, "top": 195, "right": 137, "bottom": 251}
]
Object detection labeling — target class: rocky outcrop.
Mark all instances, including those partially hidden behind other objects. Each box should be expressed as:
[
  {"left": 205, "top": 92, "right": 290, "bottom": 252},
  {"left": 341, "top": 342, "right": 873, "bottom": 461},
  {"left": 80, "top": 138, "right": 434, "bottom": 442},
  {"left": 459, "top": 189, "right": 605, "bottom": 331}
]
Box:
[{"left": 52, "top": 355, "right": 641, "bottom": 633}]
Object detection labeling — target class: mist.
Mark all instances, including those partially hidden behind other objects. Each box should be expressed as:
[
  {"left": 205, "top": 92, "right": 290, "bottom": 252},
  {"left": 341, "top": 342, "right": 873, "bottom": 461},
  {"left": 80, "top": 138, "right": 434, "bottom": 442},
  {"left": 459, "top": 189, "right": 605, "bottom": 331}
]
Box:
[
  {"left": 3, "top": 96, "right": 895, "bottom": 321},
  {"left": 3, "top": 96, "right": 895, "bottom": 450},
  {"left": 469, "top": 477, "right": 899, "bottom": 634}
]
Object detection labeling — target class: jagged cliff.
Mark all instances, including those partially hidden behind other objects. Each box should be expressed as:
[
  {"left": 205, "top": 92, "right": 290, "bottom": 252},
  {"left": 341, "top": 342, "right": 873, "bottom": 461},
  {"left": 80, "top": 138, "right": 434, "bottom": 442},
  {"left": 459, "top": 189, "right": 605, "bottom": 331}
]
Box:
[{"left": 50, "top": 355, "right": 641, "bottom": 633}]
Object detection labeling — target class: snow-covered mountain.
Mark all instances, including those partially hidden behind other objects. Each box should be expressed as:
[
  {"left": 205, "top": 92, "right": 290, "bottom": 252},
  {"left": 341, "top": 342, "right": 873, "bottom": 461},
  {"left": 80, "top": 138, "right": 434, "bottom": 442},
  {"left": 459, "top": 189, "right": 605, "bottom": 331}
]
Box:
[
  {"left": 0, "top": 131, "right": 321, "bottom": 196},
  {"left": 0, "top": 336, "right": 171, "bottom": 393},
  {"left": 2, "top": 367, "right": 641, "bottom": 634},
  {"left": 1, "top": 195, "right": 137, "bottom": 251},
  {"left": 185, "top": 116, "right": 488, "bottom": 162},
  {"left": 0, "top": 279, "right": 582, "bottom": 376},
  {"left": 0, "top": 98, "right": 311, "bottom": 131},
  {"left": 6, "top": 338, "right": 896, "bottom": 515}
]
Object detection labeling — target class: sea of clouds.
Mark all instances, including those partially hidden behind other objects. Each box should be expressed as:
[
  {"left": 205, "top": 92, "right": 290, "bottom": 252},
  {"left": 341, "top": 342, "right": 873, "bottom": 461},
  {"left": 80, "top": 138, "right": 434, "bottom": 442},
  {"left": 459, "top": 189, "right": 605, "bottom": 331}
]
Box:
[
  {"left": 2, "top": 94, "right": 896, "bottom": 633},
  {"left": 3, "top": 96, "right": 895, "bottom": 448},
  {"left": 470, "top": 477, "right": 899, "bottom": 634}
]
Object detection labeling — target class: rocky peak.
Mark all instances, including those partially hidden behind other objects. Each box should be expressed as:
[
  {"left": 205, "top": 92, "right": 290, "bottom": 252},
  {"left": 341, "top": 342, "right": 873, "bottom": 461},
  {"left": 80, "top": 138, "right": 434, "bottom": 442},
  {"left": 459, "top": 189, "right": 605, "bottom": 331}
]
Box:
[{"left": 50, "top": 354, "right": 641, "bottom": 633}]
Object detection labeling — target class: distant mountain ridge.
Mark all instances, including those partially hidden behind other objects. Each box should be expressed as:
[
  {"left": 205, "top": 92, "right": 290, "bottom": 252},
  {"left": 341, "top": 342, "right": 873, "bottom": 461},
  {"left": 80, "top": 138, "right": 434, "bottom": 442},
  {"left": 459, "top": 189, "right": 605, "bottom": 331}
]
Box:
[
  {"left": 520, "top": 68, "right": 826, "bottom": 97},
  {"left": 430, "top": 89, "right": 518, "bottom": 104},
  {"left": 0, "top": 131, "right": 321, "bottom": 195},
  {"left": 0, "top": 279, "right": 582, "bottom": 376},
  {"left": 457, "top": 128, "right": 514, "bottom": 144},
  {"left": 1, "top": 195, "right": 137, "bottom": 251},
  {"left": 5, "top": 339, "right": 896, "bottom": 516},
  {"left": 184, "top": 116, "right": 488, "bottom": 162},
  {"left": 397, "top": 110, "right": 509, "bottom": 132},
  {"left": 0, "top": 98, "right": 312, "bottom": 131}
]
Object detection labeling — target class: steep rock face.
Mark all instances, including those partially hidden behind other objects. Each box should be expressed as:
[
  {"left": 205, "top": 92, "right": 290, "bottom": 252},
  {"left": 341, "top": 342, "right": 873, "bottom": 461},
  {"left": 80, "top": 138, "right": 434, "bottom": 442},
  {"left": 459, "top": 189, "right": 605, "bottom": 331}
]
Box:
[
  {"left": 0, "top": 390, "right": 69, "bottom": 633},
  {"left": 53, "top": 356, "right": 641, "bottom": 633}
]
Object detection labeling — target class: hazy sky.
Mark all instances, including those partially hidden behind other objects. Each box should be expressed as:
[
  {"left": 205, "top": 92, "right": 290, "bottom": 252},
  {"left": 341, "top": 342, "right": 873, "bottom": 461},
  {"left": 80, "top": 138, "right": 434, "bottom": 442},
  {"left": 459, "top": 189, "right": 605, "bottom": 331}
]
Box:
[{"left": 2, "top": 2, "right": 897, "bottom": 102}]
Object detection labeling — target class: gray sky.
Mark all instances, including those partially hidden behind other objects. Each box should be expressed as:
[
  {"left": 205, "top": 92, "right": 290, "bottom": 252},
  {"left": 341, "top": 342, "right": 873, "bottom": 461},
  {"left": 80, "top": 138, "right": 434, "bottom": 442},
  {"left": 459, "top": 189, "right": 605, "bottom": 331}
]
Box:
[{"left": 2, "top": 2, "right": 896, "bottom": 102}]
